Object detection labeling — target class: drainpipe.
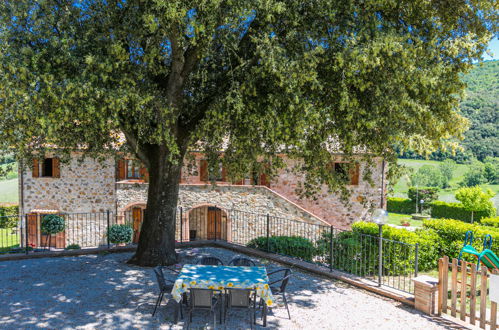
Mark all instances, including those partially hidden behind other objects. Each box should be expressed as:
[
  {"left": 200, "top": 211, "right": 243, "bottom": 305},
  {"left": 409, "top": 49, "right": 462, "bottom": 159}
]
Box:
[
  {"left": 19, "top": 159, "right": 24, "bottom": 216},
  {"left": 380, "top": 159, "right": 385, "bottom": 209}
]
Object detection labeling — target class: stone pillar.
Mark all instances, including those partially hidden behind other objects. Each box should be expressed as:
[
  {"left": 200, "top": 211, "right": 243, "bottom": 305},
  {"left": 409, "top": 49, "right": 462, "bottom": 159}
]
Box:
[{"left": 413, "top": 275, "right": 438, "bottom": 315}]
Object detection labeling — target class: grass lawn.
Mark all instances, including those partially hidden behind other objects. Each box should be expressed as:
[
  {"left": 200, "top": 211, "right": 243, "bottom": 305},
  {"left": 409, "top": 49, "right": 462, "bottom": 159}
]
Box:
[
  {"left": 391, "top": 159, "right": 499, "bottom": 208},
  {"left": 0, "top": 227, "right": 20, "bottom": 251},
  {"left": 387, "top": 212, "right": 423, "bottom": 228},
  {"left": 0, "top": 179, "right": 18, "bottom": 203}
]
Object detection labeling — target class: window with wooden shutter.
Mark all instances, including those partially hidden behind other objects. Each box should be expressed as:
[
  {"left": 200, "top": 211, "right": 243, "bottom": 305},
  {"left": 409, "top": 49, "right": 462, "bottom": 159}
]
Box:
[
  {"left": 349, "top": 163, "right": 360, "bottom": 185},
  {"left": 200, "top": 160, "right": 208, "bottom": 182},
  {"left": 259, "top": 173, "right": 270, "bottom": 187},
  {"left": 32, "top": 159, "right": 40, "bottom": 178},
  {"left": 139, "top": 167, "right": 149, "bottom": 182},
  {"left": 117, "top": 159, "right": 126, "bottom": 180},
  {"left": 52, "top": 158, "right": 60, "bottom": 178}
]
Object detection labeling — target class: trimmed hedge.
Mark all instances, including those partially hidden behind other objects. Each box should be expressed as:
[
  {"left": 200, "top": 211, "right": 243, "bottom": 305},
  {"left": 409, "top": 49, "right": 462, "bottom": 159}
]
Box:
[
  {"left": 387, "top": 197, "right": 415, "bottom": 214},
  {"left": 423, "top": 218, "right": 499, "bottom": 260},
  {"left": 352, "top": 222, "right": 440, "bottom": 272},
  {"left": 107, "top": 224, "right": 133, "bottom": 244},
  {"left": 480, "top": 217, "right": 499, "bottom": 228},
  {"left": 430, "top": 201, "right": 496, "bottom": 223},
  {"left": 247, "top": 236, "right": 315, "bottom": 262},
  {"left": 0, "top": 204, "right": 18, "bottom": 217}
]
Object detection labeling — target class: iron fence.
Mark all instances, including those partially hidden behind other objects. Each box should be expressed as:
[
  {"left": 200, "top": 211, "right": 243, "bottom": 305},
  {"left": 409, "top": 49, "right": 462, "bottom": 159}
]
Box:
[{"left": 0, "top": 207, "right": 418, "bottom": 294}]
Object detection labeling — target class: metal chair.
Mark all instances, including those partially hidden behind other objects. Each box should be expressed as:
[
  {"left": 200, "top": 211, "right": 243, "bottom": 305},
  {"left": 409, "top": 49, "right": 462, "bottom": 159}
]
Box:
[
  {"left": 228, "top": 257, "right": 256, "bottom": 267},
  {"left": 198, "top": 256, "right": 224, "bottom": 266},
  {"left": 224, "top": 288, "right": 257, "bottom": 329},
  {"left": 152, "top": 266, "right": 182, "bottom": 318},
  {"left": 187, "top": 288, "right": 220, "bottom": 329},
  {"left": 265, "top": 268, "right": 292, "bottom": 319}
]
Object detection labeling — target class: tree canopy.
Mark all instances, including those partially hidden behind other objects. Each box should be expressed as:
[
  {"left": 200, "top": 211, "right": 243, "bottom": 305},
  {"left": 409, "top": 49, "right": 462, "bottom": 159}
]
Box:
[{"left": 0, "top": 0, "right": 497, "bottom": 265}]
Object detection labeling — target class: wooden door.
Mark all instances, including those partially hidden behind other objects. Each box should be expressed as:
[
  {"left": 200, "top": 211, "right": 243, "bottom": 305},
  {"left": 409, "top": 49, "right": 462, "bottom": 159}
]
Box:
[
  {"left": 27, "top": 213, "right": 39, "bottom": 247},
  {"left": 40, "top": 214, "right": 66, "bottom": 249},
  {"left": 132, "top": 207, "right": 144, "bottom": 243},
  {"left": 207, "top": 207, "right": 222, "bottom": 240}
]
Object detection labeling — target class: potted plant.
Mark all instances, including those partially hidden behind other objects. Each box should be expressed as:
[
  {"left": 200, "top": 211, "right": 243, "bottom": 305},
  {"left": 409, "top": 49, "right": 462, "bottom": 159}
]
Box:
[
  {"left": 107, "top": 224, "right": 133, "bottom": 246},
  {"left": 41, "top": 214, "right": 65, "bottom": 249},
  {"left": 400, "top": 219, "right": 411, "bottom": 227}
]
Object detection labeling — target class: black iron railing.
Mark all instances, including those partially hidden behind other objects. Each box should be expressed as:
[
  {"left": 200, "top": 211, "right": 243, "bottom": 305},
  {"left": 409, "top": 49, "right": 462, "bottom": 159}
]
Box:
[{"left": 0, "top": 207, "right": 418, "bottom": 294}]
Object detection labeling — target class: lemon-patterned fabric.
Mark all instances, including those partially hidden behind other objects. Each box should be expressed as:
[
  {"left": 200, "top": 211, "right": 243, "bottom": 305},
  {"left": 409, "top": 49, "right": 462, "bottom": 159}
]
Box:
[{"left": 172, "top": 265, "right": 274, "bottom": 306}]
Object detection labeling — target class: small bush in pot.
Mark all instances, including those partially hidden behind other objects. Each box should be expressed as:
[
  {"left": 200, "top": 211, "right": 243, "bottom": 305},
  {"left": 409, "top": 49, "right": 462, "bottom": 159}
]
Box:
[
  {"left": 41, "top": 214, "right": 65, "bottom": 234},
  {"left": 107, "top": 224, "right": 133, "bottom": 244},
  {"left": 65, "top": 244, "right": 81, "bottom": 250}
]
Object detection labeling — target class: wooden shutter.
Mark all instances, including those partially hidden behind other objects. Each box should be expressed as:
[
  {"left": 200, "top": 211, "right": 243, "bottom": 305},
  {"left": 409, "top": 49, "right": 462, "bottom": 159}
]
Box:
[
  {"left": 117, "top": 159, "right": 126, "bottom": 180},
  {"left": 200, "top": 160, "right": 208, "bottom": 182},
  {"left": 139, "top": 167, "right": 149, "bottom": 183},
  {"left": 221, "top": 166, "right": 227, "bottom": 182},
  {"left": 32, "top": 159, "right": 39, "bottom": 178},
  {"left": 52, "top": 158, "right": 60, "bottom": 178},
  {"left": 350, "top": 163, "right": 360, "bottom": 185},
  {"left": 259, "top": 173, "right": 270, "bottom": 187}
]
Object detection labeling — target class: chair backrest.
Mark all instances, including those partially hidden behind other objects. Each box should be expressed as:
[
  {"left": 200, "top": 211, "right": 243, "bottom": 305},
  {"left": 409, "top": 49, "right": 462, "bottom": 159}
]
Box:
[
  {"left": 226, "top": 288, "right": 253, "bottom": 308},
  {"left": 189, "top": 288, "right": 215, "bottom": 308},
  {"left": 269, "top": 268, "right": 292, "bottom": 292},
  {"left": 153, "top": 266, "right": 169, "bottom": 292},
  {"left": 198, "top": 256, "right": 224, "bottom": 266},
  {"left": 228, "top": 257, "right": 256, "bottom": 267}
]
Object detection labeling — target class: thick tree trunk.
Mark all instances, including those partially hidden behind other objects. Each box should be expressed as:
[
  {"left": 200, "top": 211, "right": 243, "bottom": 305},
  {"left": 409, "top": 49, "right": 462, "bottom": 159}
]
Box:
[{"left": 127, "top": 148, "right": 183, "bottom": 266}]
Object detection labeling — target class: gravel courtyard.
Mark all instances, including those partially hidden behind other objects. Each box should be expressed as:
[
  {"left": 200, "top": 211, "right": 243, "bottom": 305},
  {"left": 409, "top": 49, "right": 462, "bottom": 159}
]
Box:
[{"left": 0, "top": 248, "right": 454, "bottom": 329}]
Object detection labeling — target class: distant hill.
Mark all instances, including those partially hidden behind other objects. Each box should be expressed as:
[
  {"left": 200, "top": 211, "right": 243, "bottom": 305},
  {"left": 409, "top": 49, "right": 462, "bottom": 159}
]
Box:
[
  {"left": 460, "top": 60, "right": 499, "bottom": 161},
  {"left": 398, "top": 60, "right": 498, "bottom": 162}
]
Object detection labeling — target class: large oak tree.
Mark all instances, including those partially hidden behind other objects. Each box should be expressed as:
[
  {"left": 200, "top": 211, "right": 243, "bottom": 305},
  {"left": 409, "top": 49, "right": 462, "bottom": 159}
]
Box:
[{"left": 0, "top": 0, "right": 496, "bottom": 266}]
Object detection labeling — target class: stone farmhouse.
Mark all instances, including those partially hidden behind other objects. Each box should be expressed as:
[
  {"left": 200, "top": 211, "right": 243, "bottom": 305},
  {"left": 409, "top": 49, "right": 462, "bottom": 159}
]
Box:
[{"left": 18, "top": 152, "right": 387, "bottom": 248}]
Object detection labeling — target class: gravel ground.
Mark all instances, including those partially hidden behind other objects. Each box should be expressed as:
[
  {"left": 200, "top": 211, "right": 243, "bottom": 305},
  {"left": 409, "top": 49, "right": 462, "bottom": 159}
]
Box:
[{"left": 0, "top": 248, "right": 453, "bottom": 329}]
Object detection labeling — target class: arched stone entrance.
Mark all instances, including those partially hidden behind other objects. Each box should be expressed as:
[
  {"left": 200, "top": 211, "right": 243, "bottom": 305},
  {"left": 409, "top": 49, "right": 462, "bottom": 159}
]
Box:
[
  {"left": 122, "top": 202, "right": 146, "bottom": 243},
  {"left": 185, "top": 205, "right": 231, "bottom": 241}
]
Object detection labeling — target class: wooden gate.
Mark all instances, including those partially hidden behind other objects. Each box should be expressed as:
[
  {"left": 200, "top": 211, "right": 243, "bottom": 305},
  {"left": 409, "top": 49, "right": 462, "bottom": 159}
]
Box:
[
  {"left": 132, "top": 207, "right": 144, "bottom": 244},
  {"left": 207, "top": 207, "right": 222, "bottom": 240},
  {"left": 438, "top": 256, "right": 498, "bottom": 329},
  {"left": 27, "top": 213, "right": 66, "bottom": 249}
]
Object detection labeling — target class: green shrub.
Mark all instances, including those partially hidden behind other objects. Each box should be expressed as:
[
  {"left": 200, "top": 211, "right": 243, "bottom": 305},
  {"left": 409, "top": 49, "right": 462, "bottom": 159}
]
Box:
[
  {"left": 0, "top": 204, "right": 18, "bottom": 217},
  {"left": 247, "top": 236, "right": 315, "bottom": 261},
  {"left": 352, "top": 221, "right": 441, "bottom": 272},
  {"left": 387, "top": 197, "right": 415, "bottom": 214},
  {"left": 430, "top": 201, "right": 495, "bottom": 222},
  {"left": 107, "top": 224, "right": 133, "bottom": 244},
  {"left": 423, "top": 219, "right": 499, "bottom": 260},
  {"left": 408, "top": 187, "right": 439, "bottom": 204},
  {"left": 0, "top": 215, "right": 18, "bottom": 229},
  {"left": 65, "top": 244, "right": 81, "bottom": 250},
  {"left": 41, "top": 215, "right": 65, "bottom": 234},
  {"left": 480, "top": 217, "right": 499, "bottom": 228}
]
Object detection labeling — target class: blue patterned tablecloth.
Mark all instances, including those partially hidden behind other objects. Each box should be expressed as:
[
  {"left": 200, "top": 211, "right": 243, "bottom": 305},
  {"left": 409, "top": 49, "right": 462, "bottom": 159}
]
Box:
[{"left": 171, "top": 265, "right": 274, "bottom": 306}]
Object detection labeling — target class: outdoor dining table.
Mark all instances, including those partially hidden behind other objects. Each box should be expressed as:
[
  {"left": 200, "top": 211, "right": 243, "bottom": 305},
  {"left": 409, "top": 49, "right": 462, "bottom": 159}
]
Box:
[{"left": 171, "top": 264, "right": 275, "bottom": 326}]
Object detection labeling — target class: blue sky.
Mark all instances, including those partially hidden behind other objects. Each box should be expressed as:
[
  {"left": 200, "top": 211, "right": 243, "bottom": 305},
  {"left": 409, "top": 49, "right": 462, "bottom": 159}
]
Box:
[{"left": 484, "top": 38, "right": 499, "bottom": 60}]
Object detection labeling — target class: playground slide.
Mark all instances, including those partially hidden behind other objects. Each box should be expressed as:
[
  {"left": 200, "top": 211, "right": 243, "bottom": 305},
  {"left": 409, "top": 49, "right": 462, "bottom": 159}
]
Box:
[{"left": 478, "top": 249, "right": 499, "bottom": 271}]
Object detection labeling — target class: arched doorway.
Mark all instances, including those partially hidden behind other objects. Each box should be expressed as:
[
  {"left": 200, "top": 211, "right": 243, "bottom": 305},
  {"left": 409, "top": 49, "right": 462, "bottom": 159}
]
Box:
[
  {"left": 187, "top": 206, "right": 229, "bottom": 241},
  {"left": 123, "top": 203, "right": 146, "bottom": 244}
]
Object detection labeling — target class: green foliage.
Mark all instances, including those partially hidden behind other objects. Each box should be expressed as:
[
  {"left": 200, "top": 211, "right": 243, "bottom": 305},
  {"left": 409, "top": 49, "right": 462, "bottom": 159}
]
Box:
[
  {"left": 484, "top": 157, "right": 499, "bottom": 184},
  {"left": 107, "top": 224, "right": 133, "bottom": 244},
  {"left": 65, "top": 244, "right": 81, "bottom": 250},
  {"left": 41, "top": 215, "right": 65, "bottom": 234},
  {"left": 408, "top": 187, "right": 439, "bottom": 209},
  {"left": 0, "top": 204, "right": 18, "bottom": 217},
  {"left": 423, "top": 219, "right": 499, "bottom": 260},
  {"left": 430, "top": 201, "right": 496, "bottom": 223},
  {"left": 387, "top": 197, "right": 415, "bottom": 214},
  {"left": 480, "top": 217, "right": 499, "bottom": 228},
  {"left": 351, "top": 222, "right": 440, "bottom": 272},
  {"left": 247, "top": 236, "right": 315, "bottom": 262},
  {"left": 0, "top": 215, "right": 17, "bottom": 229},
  {"left": 455, "top": 186, "right": 495, "bottom": 222},
  {"left": 410, "top": 165, "right": 445, "bottom": 188},
  {"left": 0, "top": 1, "right": 496, "bottom": 263},
  {"left": 461, "top": 161, "right": 488, "bottom": 186},
  {"left": 439, "top": 159, "right": 456, "bottom": 188}
]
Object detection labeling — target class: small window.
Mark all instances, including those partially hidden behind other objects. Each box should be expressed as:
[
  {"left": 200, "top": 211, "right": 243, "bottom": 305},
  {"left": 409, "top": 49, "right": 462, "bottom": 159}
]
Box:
[
  {"left": 42, "top": 158, "right": 54, "bottom": 177},
  {"left": 332, "top": 162, "right": 359, "bottom": 186},
  {"left": 126, "top": 160, "right": 141, "bottom": 179}
]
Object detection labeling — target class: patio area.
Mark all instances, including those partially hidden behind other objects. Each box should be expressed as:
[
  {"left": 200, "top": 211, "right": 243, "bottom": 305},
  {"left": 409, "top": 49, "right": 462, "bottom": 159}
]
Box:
[{"left": 0, "top": 247, "right": 451, "bottom": 329}]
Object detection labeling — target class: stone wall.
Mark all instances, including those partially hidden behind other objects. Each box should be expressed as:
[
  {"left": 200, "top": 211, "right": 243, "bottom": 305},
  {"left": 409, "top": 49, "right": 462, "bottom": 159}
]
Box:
[
  {"left": 271, "top": 157, "right": 386, "bottom": 229},
  {"left": 116, "top": 183, "right": 327, "bottom": 225},
  {"left": 20, "top": 154, "right": 116, "bottom": 214}
]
